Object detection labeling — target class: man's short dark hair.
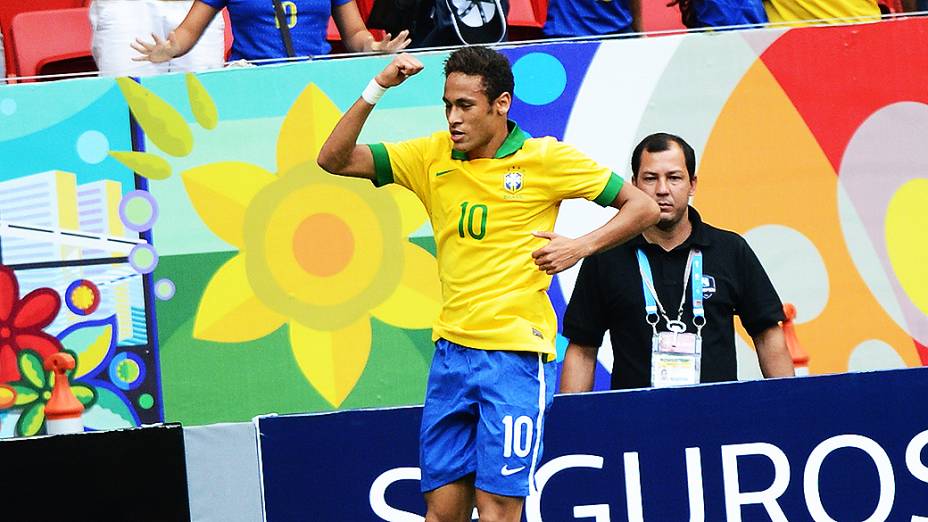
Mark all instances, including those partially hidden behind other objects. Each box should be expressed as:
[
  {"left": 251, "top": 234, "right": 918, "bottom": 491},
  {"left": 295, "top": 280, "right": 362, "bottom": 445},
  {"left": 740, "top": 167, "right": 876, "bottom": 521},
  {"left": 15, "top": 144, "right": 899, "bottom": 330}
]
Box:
[
  {"left": 631, "top": 133, "right": 697, "bottom": 179},
  {"left": 444, "top": 46, "right": 514, "bottom": 103}
]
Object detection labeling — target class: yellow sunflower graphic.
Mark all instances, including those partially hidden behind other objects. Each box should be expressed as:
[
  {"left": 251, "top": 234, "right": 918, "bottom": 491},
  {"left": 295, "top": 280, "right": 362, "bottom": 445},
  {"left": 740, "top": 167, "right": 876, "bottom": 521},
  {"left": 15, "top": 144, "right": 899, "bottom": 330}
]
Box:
[{"left": 181, "top": 84, "right": 440, "bottom": 407}]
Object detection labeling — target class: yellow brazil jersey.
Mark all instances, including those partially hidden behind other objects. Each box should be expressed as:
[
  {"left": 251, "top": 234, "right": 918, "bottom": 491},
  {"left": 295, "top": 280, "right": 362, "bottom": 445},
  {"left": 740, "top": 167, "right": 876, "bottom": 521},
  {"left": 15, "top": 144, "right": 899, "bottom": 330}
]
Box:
[
  {"left": 368, "top": 121, "right": 623, "bottom": 356},
  {"left": 764, "top": 0, "right": 880, "bottom": 25}
]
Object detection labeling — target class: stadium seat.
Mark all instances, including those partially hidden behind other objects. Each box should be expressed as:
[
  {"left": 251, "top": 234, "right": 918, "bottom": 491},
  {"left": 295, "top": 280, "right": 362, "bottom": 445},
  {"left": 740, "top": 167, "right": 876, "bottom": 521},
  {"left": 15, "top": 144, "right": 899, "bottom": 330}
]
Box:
[
  {"left": 508, "top": 0, "right": 545, "bottom": 28},
  {"left": 506, "top": 0, "right": 547, "bottom": 41},
  {"left": 326, "top": 1, "right": 383, "bottom": 52},
  {"left": 640, "top": 1, "right": 686, "bottom": 33},
  {"left": 327, "top": 16, "right": 340, "bottom": 41},
  {"left": 223, "top": 8, "right": 233, "bottom": 60},
  {"left": 8, "top": 7, "right": 95, "bottom": 82},
  {"left": 328, "top": 0, "right": 376, "bottom": 43},
  {"left": 1, "top": 0, "right": 85, "bottom": 80},
  {"left": 878, "top": 0, "right": 903, "bottom": 12}
]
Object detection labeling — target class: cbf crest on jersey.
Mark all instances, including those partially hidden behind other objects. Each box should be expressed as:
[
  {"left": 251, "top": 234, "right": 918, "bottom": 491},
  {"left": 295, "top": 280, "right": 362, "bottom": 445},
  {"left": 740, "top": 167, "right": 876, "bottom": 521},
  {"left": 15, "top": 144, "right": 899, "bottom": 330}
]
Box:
[{"left": 504, "top": 170, "right": 523, "bottom": 193}]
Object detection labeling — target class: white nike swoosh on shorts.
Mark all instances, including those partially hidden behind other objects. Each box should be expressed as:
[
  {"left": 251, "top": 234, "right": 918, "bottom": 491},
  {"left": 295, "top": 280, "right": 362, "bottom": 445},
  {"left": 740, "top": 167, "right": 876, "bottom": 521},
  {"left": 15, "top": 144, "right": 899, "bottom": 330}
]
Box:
[{"left": 500, "top": 465, "right": 526, "bottom": 476}]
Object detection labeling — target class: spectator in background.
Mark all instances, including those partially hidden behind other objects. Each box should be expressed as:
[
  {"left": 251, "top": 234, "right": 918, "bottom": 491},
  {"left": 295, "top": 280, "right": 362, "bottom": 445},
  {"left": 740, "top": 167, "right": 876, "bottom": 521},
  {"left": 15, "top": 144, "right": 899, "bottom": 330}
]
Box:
[
  {"left": 413, "top": 0, "right": 510, "bottom": 47},
  {"left": 91, "top": 0, "right": 225, "bottom": 76},
  {"left": 543, "top": 0, "right": 641, "bottom": 38},
  {"left": 667, "top": 0, "right": 768, "bottom": 28},
  {"left": 0, "top": 32, "right": 5, "bottom": 83},
  {"left": 560, "top": 133, "right": 794, "bottom": 392},
  {"left": 763, "top": 0, "right": 881, "bottom": 24},
  {"left": 133, "top": 0, "right": 410, "bottom": 67}
]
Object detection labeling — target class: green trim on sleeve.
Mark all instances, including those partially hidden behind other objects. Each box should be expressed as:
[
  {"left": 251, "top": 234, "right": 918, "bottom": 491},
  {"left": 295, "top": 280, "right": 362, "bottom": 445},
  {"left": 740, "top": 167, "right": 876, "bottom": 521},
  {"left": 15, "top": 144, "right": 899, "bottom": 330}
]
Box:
[
  {"left": 593, "top": 172, "right": 624, "bottom": 206},
  {"left": 368, "top": 143, "right": 394, "bottom": 187}
]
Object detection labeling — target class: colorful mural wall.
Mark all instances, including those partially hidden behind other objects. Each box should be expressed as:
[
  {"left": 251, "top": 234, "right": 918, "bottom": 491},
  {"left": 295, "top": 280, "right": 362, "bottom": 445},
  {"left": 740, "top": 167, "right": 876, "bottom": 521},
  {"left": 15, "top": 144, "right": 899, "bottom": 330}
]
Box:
[
  {"left": 0, "top": 79, "right": 161, "bottom": 436},
  {"left": 0, "top": 17, "right": 925, "bottom": 433}
]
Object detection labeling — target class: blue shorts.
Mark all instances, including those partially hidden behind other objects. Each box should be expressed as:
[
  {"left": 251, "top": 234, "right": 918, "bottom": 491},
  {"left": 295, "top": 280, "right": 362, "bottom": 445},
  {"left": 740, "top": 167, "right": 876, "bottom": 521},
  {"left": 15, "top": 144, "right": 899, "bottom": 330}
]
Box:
[{"left": 419, "top": 339, "right": 556, "bottom": 497}]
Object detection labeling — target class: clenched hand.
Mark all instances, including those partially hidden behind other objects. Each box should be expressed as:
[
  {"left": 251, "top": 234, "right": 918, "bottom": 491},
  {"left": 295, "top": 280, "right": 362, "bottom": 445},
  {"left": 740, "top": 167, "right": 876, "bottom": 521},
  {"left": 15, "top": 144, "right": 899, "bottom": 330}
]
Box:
[{"left": 531, "top": 231, "right": 589, "bottom": 275}]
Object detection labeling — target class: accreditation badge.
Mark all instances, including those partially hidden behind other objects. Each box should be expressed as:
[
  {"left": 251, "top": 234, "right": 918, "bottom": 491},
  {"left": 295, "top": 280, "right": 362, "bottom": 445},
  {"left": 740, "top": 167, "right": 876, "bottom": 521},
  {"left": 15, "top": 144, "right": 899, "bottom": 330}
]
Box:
[
  {"left": 637, "top": 248, "right": 707, "bottom": 389},
  {"left": 651, "top": 330, "right": 702, "bottom": 388}
]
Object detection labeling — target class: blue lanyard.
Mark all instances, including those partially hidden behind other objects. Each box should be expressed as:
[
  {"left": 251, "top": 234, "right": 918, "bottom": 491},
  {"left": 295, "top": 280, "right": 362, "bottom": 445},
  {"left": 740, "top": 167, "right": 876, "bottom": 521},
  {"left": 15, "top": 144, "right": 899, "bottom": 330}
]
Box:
[
  {"left": 636, "top": 249, "right": 659, "bottom": 315},
  {"left": 636, "top": 248, "right": 705, "bottom": 327},
  {"left": 692, "top": 249, "right": 704, "bottom": 321}
]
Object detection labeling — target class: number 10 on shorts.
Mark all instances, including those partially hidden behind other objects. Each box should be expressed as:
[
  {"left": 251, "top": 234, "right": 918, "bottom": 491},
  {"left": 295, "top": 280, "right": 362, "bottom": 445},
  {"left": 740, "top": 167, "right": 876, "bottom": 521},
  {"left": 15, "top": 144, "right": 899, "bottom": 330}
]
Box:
[{"left": 502, "top": 415, "right": 534, "bottom": 458}]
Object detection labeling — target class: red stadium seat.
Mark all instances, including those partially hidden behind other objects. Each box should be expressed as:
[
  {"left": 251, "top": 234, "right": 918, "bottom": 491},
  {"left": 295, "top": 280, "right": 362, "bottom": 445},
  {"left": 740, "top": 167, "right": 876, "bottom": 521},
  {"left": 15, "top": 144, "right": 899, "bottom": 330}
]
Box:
[
  {"left": 878, "top": 0, "right": 903, "bottom": 12},
  {"left": 222, "top": 8, "right": 233, "bottom": 60},
  {"left": 530, "top": 0, "right": 548, "bottom": 25},
  {"left": 355, "top": 0, "right": 376, "bottom": 19},
  {"left": 9, "top": 7, "right": 95, "bottom": 82},
  {"left": 507, "top": 0, "right": 547, "bottom": 41},
  {"left": 640, "top": 0, "right": 686, "bottom": 33},
  {"left": 327, "top": 16, "right": 340, "bottom": 41},
  {"left": 508, "top": 0, "right": 545, "bottom": 28},
  {"left": 328, "top": 0, "right": 377, "bottom": 43},
  {"left": 326, "top": 1, "right": 384, "bottom": 52},
  {"left": 1, "top": 0, "right": 84, "bottom": 80}
]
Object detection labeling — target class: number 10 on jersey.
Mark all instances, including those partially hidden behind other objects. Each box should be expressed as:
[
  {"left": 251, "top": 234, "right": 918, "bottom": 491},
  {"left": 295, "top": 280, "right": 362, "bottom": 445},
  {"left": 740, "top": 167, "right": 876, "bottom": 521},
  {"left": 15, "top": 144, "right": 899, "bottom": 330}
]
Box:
[{"left": 458, "top": 202, "right": 488, "bottom": 240}]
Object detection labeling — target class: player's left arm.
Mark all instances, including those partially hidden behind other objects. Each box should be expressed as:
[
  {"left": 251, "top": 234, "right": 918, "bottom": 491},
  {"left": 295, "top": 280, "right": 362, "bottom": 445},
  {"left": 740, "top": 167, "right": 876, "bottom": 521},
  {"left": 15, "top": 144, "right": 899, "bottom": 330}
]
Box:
[
  {"left": 752, "top": 325, "right": 795, "bottom": 378},
  {"left": 531, "top": 183, "right": 659, "bottom": 275}
]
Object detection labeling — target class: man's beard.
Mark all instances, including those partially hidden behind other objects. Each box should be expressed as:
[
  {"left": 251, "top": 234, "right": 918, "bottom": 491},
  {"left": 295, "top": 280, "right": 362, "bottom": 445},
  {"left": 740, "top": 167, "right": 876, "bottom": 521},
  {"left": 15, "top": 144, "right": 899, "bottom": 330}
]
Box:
[{"left": 655, "top": 211, "right": 685, "bottom": 231}]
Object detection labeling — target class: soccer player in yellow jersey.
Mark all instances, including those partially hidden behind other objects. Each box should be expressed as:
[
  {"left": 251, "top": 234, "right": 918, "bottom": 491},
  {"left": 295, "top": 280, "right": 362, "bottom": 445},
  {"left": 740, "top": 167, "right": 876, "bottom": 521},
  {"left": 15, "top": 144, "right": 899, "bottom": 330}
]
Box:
[{"left": 318, "top": 46, "right": 659, "bottom": 522}]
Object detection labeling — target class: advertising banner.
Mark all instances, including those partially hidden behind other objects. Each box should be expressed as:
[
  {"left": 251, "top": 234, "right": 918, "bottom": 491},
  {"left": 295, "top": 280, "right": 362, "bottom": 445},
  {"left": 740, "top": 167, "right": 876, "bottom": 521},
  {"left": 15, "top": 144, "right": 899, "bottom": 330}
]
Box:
[{"left": 259, "top": 368, "right": 928, "bottom": 521}]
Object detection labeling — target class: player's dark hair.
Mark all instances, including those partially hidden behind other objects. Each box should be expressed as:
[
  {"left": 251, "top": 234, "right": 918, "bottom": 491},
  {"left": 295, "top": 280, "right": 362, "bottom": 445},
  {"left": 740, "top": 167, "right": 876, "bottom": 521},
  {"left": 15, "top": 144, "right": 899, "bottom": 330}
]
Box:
[
  {"left": 631, "top": 133, "right": 697, "bottom": 180},
  {"left": 444, "top": 46, "right": 514, "bottom": 103}
]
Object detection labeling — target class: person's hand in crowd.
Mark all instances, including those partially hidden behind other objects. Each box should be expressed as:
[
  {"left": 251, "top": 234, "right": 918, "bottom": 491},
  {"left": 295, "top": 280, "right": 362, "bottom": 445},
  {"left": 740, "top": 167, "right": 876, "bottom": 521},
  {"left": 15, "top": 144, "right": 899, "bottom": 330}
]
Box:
[
  {"left": 367, "top": 30, "right": 412, "bottom": 53},
  {"left": 131, "top": 32, "right": 180, "bottom": 63},
  {"left": 374, "top": 52, "right": 423, "bottom": 88}
]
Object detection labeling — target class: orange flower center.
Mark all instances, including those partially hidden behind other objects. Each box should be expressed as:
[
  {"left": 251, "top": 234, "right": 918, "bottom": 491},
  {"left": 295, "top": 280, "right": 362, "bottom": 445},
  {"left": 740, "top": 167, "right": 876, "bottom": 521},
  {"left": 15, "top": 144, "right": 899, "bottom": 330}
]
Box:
[{"left": 292, "top": 213, "right": 355, "bottom": 277}]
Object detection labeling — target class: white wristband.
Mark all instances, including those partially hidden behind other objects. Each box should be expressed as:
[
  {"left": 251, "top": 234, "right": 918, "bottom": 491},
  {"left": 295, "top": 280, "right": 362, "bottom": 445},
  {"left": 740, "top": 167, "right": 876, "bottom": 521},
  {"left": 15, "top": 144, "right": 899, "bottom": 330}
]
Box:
[{"left": 361, "top": 79, "right": 387, "bottom": 105}]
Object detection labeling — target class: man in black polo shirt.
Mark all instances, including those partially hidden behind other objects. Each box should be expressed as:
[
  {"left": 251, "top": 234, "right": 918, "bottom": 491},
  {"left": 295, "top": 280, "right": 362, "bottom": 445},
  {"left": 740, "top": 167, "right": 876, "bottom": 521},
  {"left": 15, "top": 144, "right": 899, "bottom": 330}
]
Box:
[{"left": 560, "top": 133, "right": 794, "bottom": 391}]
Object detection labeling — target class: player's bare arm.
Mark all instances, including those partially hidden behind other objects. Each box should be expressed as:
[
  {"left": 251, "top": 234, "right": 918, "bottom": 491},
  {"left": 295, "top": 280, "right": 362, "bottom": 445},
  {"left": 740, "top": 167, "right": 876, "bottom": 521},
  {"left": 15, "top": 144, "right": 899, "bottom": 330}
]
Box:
[
  {"left": 317, "top": 53, "right": 424, "bottom": 179},
  {"left": 531, "top": 182, "right": 659, "bottom": 275}
]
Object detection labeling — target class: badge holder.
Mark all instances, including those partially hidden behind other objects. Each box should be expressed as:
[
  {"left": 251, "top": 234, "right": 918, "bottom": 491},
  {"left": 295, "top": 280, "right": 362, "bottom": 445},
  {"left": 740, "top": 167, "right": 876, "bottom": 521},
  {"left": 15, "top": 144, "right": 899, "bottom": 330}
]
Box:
[{"left": 638, "top": 249, "right": 705, "bottom": 388}]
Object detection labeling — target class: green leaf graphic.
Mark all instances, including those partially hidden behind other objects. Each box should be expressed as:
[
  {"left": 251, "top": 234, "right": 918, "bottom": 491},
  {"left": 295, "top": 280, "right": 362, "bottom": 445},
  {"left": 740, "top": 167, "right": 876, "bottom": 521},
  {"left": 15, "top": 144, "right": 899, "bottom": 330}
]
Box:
[
  {"left": 16, "top": 403, "right": 45, "bottom": 437},
  {"left": 82, "top": 388, "right": 137, "bottom": 430},
  {"left": 186, "top": 73, "right": 218, "bottom": 130},
  {"left": 110, "top": 151, "right": 172, "bottom": 180},
  {"left": 18, "top": 351, "right": 45, "bottom": 389},
  {"left": 116, "top": 77, "right": 193, "bottom": 157},
  {"left": 71, "top": 385, "right": 97, "bottom": 407},
  {"left": 11, "top": 385, "right": 38, "bottom": 406}
]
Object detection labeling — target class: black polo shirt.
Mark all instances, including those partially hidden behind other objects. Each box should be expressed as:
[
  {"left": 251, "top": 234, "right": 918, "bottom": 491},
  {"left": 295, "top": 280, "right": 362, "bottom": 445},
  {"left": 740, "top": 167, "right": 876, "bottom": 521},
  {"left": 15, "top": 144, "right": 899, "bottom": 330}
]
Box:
[{"left": 563, "top": 207, "right": 785, "bottom": 389}]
